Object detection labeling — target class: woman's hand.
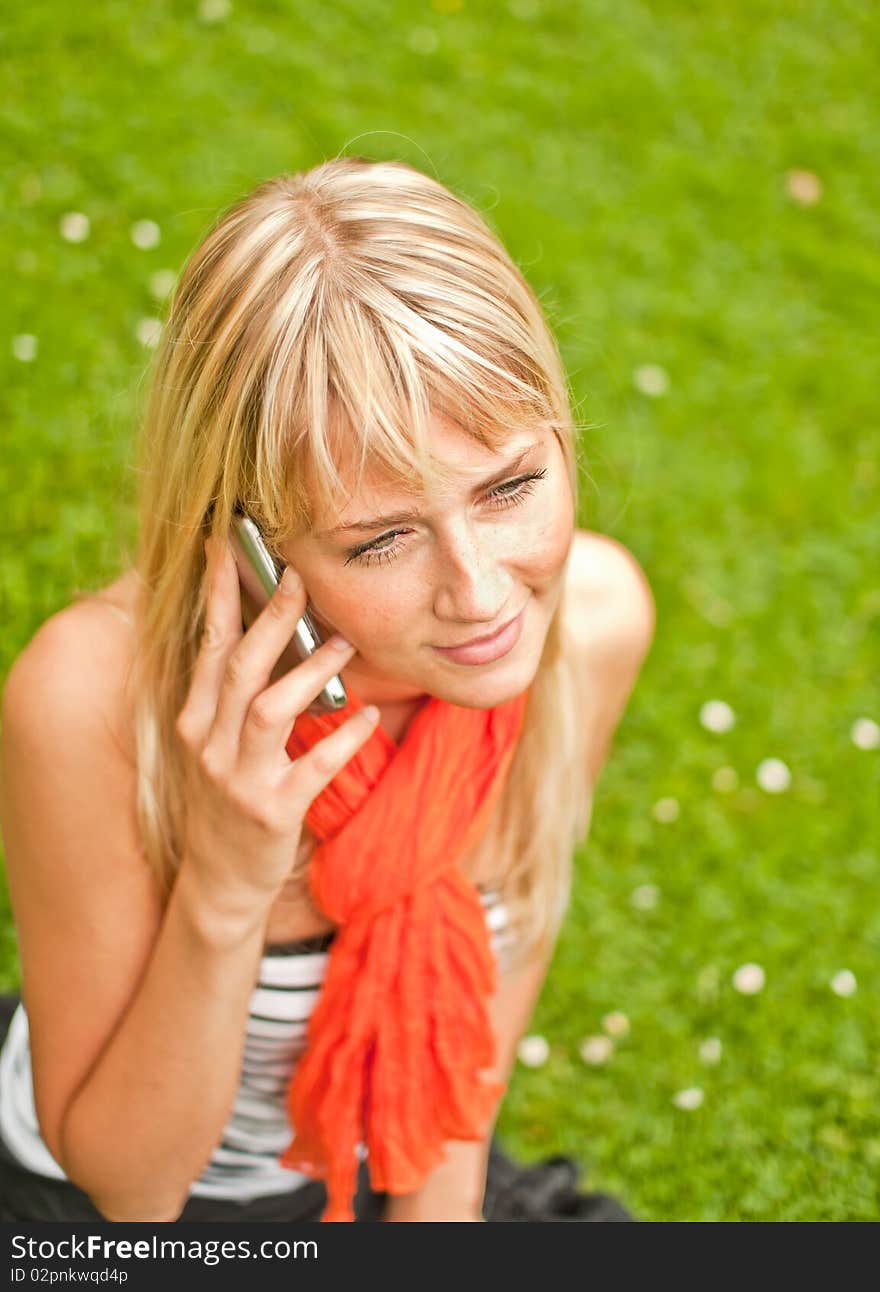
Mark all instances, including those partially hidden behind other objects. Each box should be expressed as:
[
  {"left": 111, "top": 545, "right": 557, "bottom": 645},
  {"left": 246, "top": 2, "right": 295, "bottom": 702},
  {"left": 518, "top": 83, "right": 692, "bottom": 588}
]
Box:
[{"left": 174, "top": 536, "right": 380, "bottom": 925}]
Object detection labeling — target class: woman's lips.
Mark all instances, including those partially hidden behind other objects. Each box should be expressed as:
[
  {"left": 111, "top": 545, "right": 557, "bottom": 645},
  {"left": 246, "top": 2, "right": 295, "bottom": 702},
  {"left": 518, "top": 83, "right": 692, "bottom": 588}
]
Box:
[{"left": 431, "top": 606, "right": 526, "bottom": 666}]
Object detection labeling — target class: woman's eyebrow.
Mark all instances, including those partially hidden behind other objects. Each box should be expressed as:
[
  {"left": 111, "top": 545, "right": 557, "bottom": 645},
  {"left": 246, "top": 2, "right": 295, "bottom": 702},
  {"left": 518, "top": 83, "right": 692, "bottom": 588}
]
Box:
[{"left": 317, "top": 443, "right": 542, "bottom": 537}]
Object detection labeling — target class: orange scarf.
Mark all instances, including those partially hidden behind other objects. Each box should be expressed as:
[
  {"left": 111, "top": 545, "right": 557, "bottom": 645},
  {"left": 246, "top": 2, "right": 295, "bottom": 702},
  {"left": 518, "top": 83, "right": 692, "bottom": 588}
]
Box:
[{"left": 278, "top": 686, "right": 529, "bottom": 1221}]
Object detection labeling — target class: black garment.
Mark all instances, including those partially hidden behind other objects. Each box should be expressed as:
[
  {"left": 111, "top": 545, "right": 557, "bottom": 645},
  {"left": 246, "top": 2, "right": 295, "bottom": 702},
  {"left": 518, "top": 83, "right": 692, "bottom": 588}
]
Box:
[{"left": 0, "top": 992, "right": 384, "bottom": 1222}]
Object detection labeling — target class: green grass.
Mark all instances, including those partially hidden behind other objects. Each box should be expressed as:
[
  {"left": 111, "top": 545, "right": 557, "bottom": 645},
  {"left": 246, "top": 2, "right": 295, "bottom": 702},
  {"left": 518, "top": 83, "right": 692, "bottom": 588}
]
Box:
[{"left": 2, "top": 1, "right": 878, "bottom": 1221}]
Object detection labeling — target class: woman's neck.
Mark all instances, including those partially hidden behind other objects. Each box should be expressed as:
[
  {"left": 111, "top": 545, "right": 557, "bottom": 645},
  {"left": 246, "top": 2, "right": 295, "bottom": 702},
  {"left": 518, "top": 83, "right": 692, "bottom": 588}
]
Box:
[{"left": 371, "top": 694, "right": 430, "bottom": 746}]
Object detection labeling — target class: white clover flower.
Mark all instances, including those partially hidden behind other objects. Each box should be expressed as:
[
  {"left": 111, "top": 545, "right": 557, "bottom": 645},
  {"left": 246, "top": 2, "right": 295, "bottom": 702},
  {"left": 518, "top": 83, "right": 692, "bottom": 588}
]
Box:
[
  {"left": 59, "top": 211, "right": 90, "bottom": 243},
  {"left": 630, "top": 883, "right": 659, "bottom": 911},
  {"left": 601, "top": 1011, "right": 630, "bottom": 1038},
  {"left": 712, "top": 766, "right": 739, "bottom": 792},
  {"left": 12, "top": 334, "right": 38, "bottom": 362},
  {"left": 672, "top": 1087, "right": 704, "bottom": 1110},
  {"left": 149, "top": 268, "right": 178, "bottom": 300},
  {"left": 131, "top": 219, "right": 161, "bottom": 250},
  {"left": 652, "top": 796, "right": 679, "bottom": 823},
  {"left": 830, "top": 970, "right": 857, "bottom": 998},
  {"left": 135, "top": 317, "right": 163, "bottom": 348},
  {"left": 756, "top": 758, "right": 791, "bottom": 793},
  {"left": 732, "top": 962, "right": 765, "bottom": 995},
  {"left": 579, "top": 1035, "right": 614, "bottom": 1066},
  {"left": 517, "top": 1034, "right": 549, "bottom": 1068},
  {"left": 786, "top": 169, "right": 822, "bottom": 205},
  {"left": 633, "top": 364, "right": 669, "bottom": 397},
  {"left": 698, "top": 1037, "right": 722, "bottom": 1065},
  {"left": 850, "top": 718, "right": 879, "bottom": 751},
  {"left": 700, "top": 699, "right": 736, "bottom": 734}
]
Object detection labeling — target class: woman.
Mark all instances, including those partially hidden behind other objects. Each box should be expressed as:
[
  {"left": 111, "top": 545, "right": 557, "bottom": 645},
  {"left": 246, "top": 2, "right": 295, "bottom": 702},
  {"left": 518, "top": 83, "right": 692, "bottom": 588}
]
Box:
[{"left": 0, "top": 157, "right": 654, "bottom": 1222}]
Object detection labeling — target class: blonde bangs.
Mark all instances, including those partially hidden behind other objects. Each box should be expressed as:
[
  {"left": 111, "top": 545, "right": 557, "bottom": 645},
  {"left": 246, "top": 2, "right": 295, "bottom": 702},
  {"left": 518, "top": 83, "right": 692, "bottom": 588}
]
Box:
[{"left": 233, "top": 238, "right": 564, "bottom": 554}]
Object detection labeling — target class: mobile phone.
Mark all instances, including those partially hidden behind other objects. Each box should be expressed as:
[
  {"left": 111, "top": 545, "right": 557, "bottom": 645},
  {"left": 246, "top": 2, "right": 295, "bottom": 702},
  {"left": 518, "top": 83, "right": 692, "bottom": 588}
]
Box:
[{"left": 230, "top": 511, "right": 348, "bottom": 714}]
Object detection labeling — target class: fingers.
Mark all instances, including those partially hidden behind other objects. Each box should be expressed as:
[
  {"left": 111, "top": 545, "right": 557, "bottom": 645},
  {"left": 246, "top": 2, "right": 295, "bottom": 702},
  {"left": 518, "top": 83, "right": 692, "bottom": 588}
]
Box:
[
  {"left": 209, "top": 556, "right": 313, "bottom": 753},
  {"left": 238, "top": 633, "right": 359, "bottom": 770},
  {"left": 280, "top": 702, "right": 380, "bottom": 809}
]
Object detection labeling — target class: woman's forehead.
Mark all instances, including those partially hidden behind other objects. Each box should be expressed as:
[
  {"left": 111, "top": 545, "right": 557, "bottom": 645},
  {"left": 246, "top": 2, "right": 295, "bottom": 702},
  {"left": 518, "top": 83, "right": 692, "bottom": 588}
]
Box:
[
  {"left": 332, "top": 409, "right": 544, "bottom": 480},
  {"left": 308, "top": 419, "right": 549, "bottom": 537}
]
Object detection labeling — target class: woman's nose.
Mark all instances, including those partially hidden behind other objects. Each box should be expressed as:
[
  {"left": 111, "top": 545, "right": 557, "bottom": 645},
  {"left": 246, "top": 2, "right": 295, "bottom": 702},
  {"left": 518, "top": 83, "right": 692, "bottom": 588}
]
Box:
[{"left": 431, "top": 529, "right": 515, "bottom": 624}]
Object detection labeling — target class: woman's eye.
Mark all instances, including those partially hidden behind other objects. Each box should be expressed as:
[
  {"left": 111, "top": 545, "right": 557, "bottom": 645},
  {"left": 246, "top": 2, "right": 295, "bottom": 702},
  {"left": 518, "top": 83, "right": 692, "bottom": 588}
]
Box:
[{"left": 342, "top": 468, "right": 548, "bottom": 569}]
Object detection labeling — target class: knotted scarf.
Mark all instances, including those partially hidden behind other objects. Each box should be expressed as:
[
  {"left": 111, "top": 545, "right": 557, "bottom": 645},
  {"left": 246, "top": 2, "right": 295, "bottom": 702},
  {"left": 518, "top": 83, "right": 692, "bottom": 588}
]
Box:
[{"left": 278, "top": 685, "right": 530, "bottom": 1221}]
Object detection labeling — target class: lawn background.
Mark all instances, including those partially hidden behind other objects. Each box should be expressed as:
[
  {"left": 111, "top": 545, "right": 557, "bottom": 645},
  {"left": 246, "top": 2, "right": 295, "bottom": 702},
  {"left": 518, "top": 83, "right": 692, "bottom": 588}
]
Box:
[{"left": 2, "top": 0, "right": 878, "bottom": 1221}]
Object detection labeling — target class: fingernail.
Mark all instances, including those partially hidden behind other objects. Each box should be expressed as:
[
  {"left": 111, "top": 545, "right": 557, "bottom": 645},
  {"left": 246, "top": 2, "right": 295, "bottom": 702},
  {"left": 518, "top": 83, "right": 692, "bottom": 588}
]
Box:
[
  {"left": 279, "top": 566, "right": 300, "bottom": 594},
  {"left": 330, "top": 633, "right": 353, "bottom": 651}
]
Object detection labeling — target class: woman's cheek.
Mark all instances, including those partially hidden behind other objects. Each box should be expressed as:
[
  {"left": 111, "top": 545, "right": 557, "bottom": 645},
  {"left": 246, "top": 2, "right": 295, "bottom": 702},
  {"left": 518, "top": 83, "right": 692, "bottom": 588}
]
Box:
[
  {"left": 320, "top": 578, "right": 405, "bottom": 651},
  {"left": 517, "top": 506, "right": 574, "bottom": 584},
  {"left": 303, "top": 575, "right": 366, "bottom": 642}
]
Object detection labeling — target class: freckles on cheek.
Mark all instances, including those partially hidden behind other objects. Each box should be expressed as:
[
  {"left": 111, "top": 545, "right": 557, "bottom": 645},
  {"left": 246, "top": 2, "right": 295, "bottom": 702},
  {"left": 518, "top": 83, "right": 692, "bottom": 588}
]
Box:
[
  {"left": 339, "top": 588, "right": 403, "bottom": 649},
  {"left": 305, "top": 572, "right": 363, "bottom": 637},
  {"left": 523, "top": 509, "right": 573, "bottom": 581}
]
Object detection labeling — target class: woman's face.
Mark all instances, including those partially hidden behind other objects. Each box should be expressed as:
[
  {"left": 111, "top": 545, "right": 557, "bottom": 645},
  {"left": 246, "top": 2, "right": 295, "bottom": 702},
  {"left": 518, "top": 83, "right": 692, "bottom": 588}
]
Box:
[{"left": 279, "top": 413, "right": 575, "bottom": 711}]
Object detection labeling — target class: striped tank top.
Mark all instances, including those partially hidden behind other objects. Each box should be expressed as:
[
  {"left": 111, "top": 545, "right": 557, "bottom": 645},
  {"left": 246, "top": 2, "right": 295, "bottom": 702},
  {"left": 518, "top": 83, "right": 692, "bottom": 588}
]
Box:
[{"left": 0, "top": 886, "right": 515, "bottom": 1202}]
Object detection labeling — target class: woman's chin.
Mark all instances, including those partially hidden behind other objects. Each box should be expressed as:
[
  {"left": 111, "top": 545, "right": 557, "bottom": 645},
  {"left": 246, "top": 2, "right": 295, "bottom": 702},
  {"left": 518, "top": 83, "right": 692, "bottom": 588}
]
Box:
[{"left": 430, "top": 652, "right": 539, "bottom": 710}]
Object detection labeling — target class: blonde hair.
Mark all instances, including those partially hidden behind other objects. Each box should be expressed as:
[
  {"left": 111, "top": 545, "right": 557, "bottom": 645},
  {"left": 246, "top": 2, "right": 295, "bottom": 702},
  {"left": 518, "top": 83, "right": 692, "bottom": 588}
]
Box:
[{"left": 127, "top": 157, "right": 594, "bottom": 968}]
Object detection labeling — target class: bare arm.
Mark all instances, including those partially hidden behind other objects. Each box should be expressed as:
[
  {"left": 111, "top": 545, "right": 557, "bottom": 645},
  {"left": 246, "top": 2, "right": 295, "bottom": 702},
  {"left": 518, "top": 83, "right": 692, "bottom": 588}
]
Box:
[
  {"left": 60, "top": 868, "right": 272, "bottom": 1222},
  {"left": 0, "top": 611, "right": 274, "bottom": 1221}
]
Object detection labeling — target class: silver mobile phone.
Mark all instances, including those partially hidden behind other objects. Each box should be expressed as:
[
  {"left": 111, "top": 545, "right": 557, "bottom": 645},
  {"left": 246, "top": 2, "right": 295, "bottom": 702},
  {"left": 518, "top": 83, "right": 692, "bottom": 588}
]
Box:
[{"left": 230, "top": 511, "right": 348, "bottom": 714}]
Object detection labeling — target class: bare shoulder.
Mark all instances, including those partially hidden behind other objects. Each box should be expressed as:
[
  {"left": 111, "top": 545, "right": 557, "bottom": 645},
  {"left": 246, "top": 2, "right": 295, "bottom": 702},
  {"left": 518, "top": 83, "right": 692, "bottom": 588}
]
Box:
[
  {"left": 563, "top": 530, "right": 656, "bottom": 786},
  {"left": 2, "top": 572, "right": 140, "bottom": 765},
  {"left": 564, "top": 529, "right": 656, "bottom": 654}
]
